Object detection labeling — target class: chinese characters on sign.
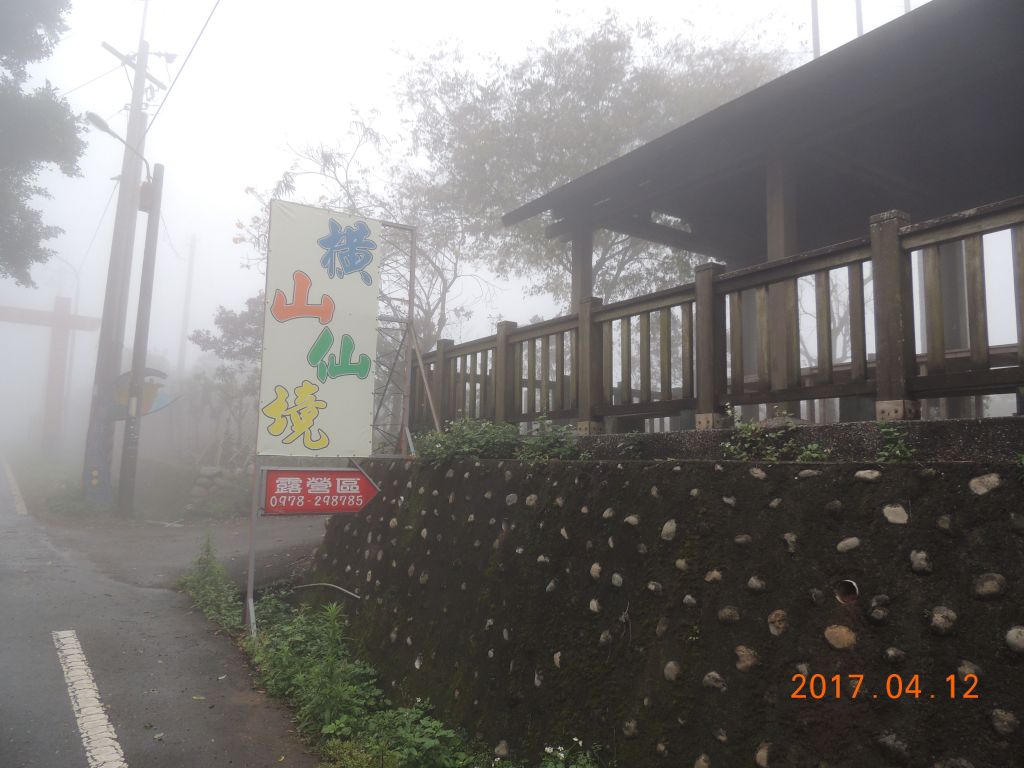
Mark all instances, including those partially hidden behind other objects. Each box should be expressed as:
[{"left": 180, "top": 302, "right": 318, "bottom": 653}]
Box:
[
  {"left": 263, "top": 468, "right": 379, "bottom": 515},
  {"left": 256, "top": 202, "right": 381, "bottom": 457}
]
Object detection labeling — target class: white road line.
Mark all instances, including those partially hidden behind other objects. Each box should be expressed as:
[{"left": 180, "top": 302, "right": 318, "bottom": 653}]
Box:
[
  {"left": 52, "top": 630, "right": 129, "bottom": 768},
  {"left": 1, "top": 457, "right": 28, "bottom": 516}
]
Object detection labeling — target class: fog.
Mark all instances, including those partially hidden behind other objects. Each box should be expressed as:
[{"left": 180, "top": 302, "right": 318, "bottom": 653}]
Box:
[{"left": 0, "top": 0, "right": 942, "bottom": 465}]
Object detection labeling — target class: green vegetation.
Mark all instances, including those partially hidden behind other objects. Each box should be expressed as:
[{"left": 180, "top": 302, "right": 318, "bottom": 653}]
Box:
[
  {"left": 178, "top": 536, "right": 243, "bottom": 632},
  {"left": 416, "top": 417, "right": 589, "bottom": 466},
  {"left": 517, "top": 416, "right": 591, "bottom": 465},
  {"left": 180, "top": 543, "right": 611, "bottom": 768},
  {"left": 875, "top": 423, "right": 915, "bottom": 463},
  {"left": 416, "top": 419, "right": 519, "bottom": 464},
  {"left": 795, "top": 443, "right": 832, "bottom": 462},
  {"left": 721, "top": 414, "right": 796, "bottom": 462}
]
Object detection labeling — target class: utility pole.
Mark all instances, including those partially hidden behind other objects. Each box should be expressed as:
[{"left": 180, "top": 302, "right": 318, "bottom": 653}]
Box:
[
  {"left": 855, "top": 0, "right": 864, "bottom": 36},
  {"left": 117, "top": 164, "right": 164, "bottom": 517},
  {"left": 81, "top": 8, "right": 165, "bottom": 504}
]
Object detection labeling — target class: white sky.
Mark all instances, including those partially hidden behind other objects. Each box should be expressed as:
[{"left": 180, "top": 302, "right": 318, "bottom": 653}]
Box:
[{"left": 1, "top": 0, "right": 931, "bottom": 454}]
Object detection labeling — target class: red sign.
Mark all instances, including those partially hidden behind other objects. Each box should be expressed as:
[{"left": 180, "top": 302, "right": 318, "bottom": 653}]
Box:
[{"left": 262, "top": 468, "right": 378, "bottom": 515}]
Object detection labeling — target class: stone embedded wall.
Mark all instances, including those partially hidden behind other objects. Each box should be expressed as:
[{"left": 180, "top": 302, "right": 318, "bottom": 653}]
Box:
[{"left": 309, "top": 459, "right": 1024, "bottom": 768}]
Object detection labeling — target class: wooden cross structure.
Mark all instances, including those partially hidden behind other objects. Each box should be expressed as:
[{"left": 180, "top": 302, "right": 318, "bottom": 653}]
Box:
[{"left": 0, "top": 297, "right": 101, "bottom": 447}]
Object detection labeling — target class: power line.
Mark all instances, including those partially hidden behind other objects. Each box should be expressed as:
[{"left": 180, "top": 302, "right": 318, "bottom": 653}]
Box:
[
  {"left": 145, "top": 0, "right": 223, "bottom": 135},
  {"left": 60, "top": 64, "right": 122, "bottom": 97},
  {"left": 79, "top": 181, "right": 120, "bottom": 271}
]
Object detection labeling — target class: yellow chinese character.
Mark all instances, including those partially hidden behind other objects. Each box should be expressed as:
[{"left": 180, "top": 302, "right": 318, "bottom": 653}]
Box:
[{"left": 261, "top": 380, "right": 330, "bottom": 450}]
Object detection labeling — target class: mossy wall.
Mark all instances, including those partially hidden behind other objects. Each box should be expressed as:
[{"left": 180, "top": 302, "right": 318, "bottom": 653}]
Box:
[{"left": 310, "top": 459, "right": 1024, "bottom": 767}]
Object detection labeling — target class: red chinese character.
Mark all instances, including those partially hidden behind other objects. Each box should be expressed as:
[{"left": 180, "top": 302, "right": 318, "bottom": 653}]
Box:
[{"left": 270, "top": 270, "right": 335, "bottom": 325}]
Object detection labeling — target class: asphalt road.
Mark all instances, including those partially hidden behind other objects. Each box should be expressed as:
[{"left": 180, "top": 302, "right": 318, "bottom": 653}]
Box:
[{"left": 0, "top": 466, "right": 321, "bottom": 768}]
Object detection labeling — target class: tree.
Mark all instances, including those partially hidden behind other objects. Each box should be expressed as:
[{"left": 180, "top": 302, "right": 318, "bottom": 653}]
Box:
[
  {"left": 399, "top": 14, "right": 786, "bottom": 306},
  {"left": 188, "top": 294, "right": 264, "bottom": 467},
  {"left": 0, "top": 0, "right": 85, "bottom": 285}
]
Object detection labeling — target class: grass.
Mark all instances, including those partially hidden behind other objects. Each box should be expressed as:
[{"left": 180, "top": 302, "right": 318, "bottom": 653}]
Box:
[{"left": 180, "top": 542, "right": 612, "bottom": 768}]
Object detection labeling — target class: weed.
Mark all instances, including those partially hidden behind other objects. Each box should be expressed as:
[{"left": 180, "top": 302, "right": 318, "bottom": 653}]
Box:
[
  {"left": 181, "top": 543, "right": 613, "bottom": 768},
  {"left": 416, "top": 419, "right": 519, "bottom": 464},
  {"left": 796, "top": 443, "right": 832, "bottom": 462},
  {"left": 539, "top": 740, "right": 606, "bottom": 768},
  {"left": 876, "top": 423, "right": 915, "bottom": 463},
  {"left": 721, "top": 411, "right": 795, "bottom": 462},
  {"left": 517, "top": 416, "right": 589, "bottom": 464},
  {"left": 177, "top": 536, "right": 243, "bottom": 631}
]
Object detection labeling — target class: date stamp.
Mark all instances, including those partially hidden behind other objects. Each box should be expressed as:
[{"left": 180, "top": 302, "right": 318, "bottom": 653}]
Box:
[{"left": 790, "top": 673, "right": 979, "bottom": 700}]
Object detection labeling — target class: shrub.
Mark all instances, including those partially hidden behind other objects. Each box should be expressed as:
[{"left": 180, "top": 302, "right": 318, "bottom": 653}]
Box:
[
  {"left": 796, "top": 443, "right": 831, "bottom": 462},
  {"left": 516, "top": 416, "right": 589, "bottom": 464},
  {"left": 415, "top": 419, "right": 519, "bottom": 464},
  {"left": 721, "top": 414, "right": 795, "bottom": 462}
]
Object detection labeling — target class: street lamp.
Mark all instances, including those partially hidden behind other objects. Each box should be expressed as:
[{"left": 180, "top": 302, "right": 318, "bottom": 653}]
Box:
[
  {"left": 86, "top": 112, "right": 152, "bottom": 181},
  {"left": 85, "top": 113, "right": 164, "bottom": 517}
]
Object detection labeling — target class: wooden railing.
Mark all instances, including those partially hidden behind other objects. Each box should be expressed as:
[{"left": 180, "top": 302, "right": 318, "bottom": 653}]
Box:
[{"left": 411, "top": 196, "right": 1024, "bottom": 432}]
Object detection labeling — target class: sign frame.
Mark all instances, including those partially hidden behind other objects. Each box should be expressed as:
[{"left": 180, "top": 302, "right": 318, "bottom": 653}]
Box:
[{"left": 244, "top": 460, "right": 378, "bottom": 636}]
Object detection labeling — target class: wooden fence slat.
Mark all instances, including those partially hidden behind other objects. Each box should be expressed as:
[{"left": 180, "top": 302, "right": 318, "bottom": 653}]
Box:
[
  {"left": 527, "top": 337, "right": 537, "bottom": 415},
  {"left": 964, "top": 234, "right": 989, "bottom": 370},
  {"left": 680, "top": 303, "right": 694, "bottom": 399},
  {"left": 569, "top": 330, "right": 578, "bottom": 410},
  {"left": 848, "top": 263, "right": 867, "bottom": 381},
  {"left": 480, "top": 351, "right": 491, "bottom": 419},
  {"left": 554, "top": 333, "right": 565, "bottom": 410},
  {"left": 540, "top": 335, "right": 550, "bottom": 413},
  {"left": 729, "top": 291, "right": 744, "bottom": 393},
  {"left": 659, "top": 308, "right": 672, "bottom": 401},
  {"left": 639, "top": 312, "right": 651, "bottom": 402},
  {"left": 1014, "top": 226, "right": 1024, "bottom": 364},
  {"left": 619, "top": 316, "right": 632, "bottom": 405},
  {"left": 755, "top": 286, "right": 769, "bottom": 386},
  {"left": 922, "top": 244, "right": 946, "bottom": 373},
  {"left": 815, "top": 271, "right": 833, "bottom": 383},
  {"left": 602, "top": 322, "right": 613, "bottom": 403},
  {"left": 513, "top": 342, "right": 523, "bottom": 417},
  {"left": 469, "top": 352, "right": 479, "bottom": 418}
]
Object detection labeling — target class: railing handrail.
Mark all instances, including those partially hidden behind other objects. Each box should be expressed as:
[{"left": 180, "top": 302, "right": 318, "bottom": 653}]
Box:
[{"left": 900, "top": 194, "right": 1024, "bottom": 250}]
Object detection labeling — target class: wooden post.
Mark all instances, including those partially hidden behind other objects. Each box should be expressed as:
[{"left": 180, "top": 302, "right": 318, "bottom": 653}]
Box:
[
  {"left": 570, "top": 230, "right": 594, "bottom": 313},
  {"left": 493, "top": 322, "right": 517, "bottom": 423},
  {"left": 433, "top": 339, "right": 454, "bottom": 424},
  {"left": 695, "top": 263, "right": 727, "bottom": 429},
  {"left": 576, "top": 297, "right": 604, "bottom": 435},
  {"left": 870, "top": 210, "right": 919, "bottom": 420},
  {"left": 766, "top": 157, "right": 801, "bottom": 415}
]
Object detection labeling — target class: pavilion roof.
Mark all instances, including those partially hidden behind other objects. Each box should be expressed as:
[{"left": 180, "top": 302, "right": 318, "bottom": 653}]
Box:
[{"left": 502, "top": 0, "right": 1024, "bottom": 265}]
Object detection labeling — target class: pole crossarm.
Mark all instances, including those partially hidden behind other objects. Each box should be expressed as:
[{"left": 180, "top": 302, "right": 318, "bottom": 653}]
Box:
[{"left": 0, "top": 305, "right": 99, "bottom": 331}]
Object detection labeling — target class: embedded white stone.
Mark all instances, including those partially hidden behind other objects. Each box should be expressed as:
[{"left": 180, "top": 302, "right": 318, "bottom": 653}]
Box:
[
  {"left": 661, "top": 520, "right": 677, "bottom": 541},
  {"left": 883, "top": 504, "right": 909, "bottom": 524},
  {"left": 663, "top": 660, "right": 681, "bottom": 681},
  {"left": 590, "top": 562, "right": 602, "bottom": 580},
  {"left": 969, "top": 473, "right": 1001, "bottom": 495}
]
